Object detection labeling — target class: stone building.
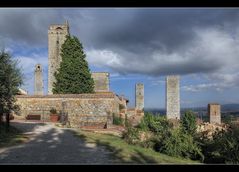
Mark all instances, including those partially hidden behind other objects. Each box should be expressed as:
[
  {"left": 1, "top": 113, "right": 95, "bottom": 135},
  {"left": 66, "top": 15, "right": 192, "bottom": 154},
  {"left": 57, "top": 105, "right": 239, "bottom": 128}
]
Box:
[
  {"left": 135, "top": 83, "right": 144, "bottom": 110},
  {"left": 34, "top": 64, "right": 43, "bottom": 95},
  {"left": 15, "top": 21, "right": 144, "bottom": 129},
  {"left": 208, "top": 103, "right": 221, "bottom": 124},
  {"left": 166, "top": 75, "right": 180, "bottom": 120},
  {"left": 91, "top": 72, "right": 110, "bottom": 92},
  {"left": 48, "top": 20, "right": 69, "bottom": 94}
]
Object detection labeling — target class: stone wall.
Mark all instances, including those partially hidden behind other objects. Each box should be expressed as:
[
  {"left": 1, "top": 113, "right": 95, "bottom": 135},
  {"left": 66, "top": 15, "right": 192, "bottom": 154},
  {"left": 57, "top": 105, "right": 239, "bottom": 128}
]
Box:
[
  {"left": 15, "top": 92, "right": 121, "bottom": 128},
  {"left": 166, "top": 75, "right": 180, "bottom": 120},
  {"left": 92, "top": 72, "right": 110, "bottom": 92},
  {"left": 208, "top": 103, "right": 221, "bottom": 124}
]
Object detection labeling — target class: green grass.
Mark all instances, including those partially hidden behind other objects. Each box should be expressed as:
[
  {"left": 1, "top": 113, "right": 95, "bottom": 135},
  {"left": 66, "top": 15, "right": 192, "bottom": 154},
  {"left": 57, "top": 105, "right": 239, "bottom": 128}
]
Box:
[
  {"left": 0, "top": 124, "right": 29, "bottom": 148},
  {"left": 74, "top": 130, "right": 200, "bottom": 164}
]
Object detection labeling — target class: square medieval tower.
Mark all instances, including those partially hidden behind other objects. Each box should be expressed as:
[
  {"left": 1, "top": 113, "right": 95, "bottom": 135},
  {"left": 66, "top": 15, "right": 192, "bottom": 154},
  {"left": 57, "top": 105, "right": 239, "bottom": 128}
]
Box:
[
  {"left": 48, "top": 21, "right": 69, "bottom": 94},
  {"left": 166, "top": 75, "right": 180, "bottom": 120},
  {"left": 208, "top": 103, "right": 221, "bottom": 124}
]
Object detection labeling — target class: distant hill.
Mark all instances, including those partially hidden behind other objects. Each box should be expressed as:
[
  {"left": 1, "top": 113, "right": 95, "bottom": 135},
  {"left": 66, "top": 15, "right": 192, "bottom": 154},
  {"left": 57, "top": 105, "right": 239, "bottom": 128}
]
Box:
[
  {"left": 145, "top": 104, "right": 239, "bottom": 114},
  {"left": 221, "top": 104, "right": 239, "bottom": 111}
]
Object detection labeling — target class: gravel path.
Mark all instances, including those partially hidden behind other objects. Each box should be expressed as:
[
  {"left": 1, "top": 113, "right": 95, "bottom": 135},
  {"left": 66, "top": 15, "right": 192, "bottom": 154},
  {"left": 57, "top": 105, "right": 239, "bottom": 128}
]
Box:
[{"left": 0, "top": 121, "right": 114, "bottom": 164}]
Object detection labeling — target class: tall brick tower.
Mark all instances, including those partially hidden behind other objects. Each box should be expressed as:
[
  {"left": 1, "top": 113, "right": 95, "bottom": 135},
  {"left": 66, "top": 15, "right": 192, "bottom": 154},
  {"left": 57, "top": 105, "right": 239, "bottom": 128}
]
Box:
[
  {"left": 48, "top": 20, "right": 69, "bottom": 94},
  {"left": 34, "top": 64, "right": 43, "bottom": 95}
]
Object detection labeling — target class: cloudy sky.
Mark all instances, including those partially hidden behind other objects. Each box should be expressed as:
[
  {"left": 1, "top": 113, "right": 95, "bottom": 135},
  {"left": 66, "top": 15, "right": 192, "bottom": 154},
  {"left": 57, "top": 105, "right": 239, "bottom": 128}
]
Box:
[{"left": 1, "top": 8, "right": 239, "bottom": 109}]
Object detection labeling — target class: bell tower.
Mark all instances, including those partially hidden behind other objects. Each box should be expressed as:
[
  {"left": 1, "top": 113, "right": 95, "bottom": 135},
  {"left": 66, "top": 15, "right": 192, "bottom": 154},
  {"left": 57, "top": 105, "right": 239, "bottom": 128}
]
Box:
[
  {"left": 48, "top": 20, "right": 69, "bottom": 94},
  {"left": 34, "top": 64, "right": 43, "bottom": 95}
]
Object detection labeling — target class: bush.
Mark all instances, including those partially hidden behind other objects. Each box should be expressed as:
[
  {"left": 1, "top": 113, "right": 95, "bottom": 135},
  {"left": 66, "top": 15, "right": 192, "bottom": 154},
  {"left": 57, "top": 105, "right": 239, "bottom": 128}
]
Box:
[
  {"left": 201, "top": 124, "right": 239, "bottom": 164},
  {"left": 124, "top": 112, "right": 204, "bottom": 162},
  {"left": 50, "top": 108, "right": 57, "bottom": 114},
  {"left": 180, "top": 110, "right": 197, "bottom": 136},
  {"left": 113, "top": 113, "right": 124, "bottom": 126},
  {"left": 123, "top": 125, "right": 154, "bottom": 148},
  {"left": 137, "top": 112, "right": 172, "bottom": 134},
  {"left": 155, "top": 127, "right": 204, "bottom": 161},
  {"left": 122, "top": 126, "right": 141, "bottom": 145}
]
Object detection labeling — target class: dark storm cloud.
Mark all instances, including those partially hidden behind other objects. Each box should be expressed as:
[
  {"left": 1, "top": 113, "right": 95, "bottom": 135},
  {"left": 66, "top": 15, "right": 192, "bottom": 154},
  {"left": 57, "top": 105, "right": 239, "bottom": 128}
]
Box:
[
  {"left": 1, "top": 8, "right": 239, "bottom": 76},
  {"left": 82, "top": 9, "right": 239, "bottom": 53},
  {"left": 0, "top": 9, "right": 81, "bottom": 46}
]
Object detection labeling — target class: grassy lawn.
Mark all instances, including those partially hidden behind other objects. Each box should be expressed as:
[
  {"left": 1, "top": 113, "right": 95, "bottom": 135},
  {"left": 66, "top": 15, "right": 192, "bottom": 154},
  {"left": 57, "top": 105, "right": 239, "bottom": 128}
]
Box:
[
  {"left": 0, "top": 124, "right": 29, "bottom": 148},
  {"left": 74, "top": 130, "right": 200, "bottom": 164}
]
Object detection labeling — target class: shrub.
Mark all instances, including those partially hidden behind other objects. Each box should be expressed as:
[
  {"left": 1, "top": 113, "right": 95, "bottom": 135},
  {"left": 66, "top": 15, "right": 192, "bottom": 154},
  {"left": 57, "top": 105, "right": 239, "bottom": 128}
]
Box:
[
  {"left": 50, "top": 108, "right": 57, "bottom": 114},
  {"left": 113, "top": 113, "right": 124, "bottom": 126},
  {"left": 124, "top": 111, "right": 204, "bottom": 162},
  {"left": 201, "top": 124, "right": 239, "bottom": 164},
  {"left": 137, "top": 112, "right": 172, "bottom": 134},
  {"left": 122, "top": 126, "right": 141, "bottom": 145},
  {"left": 155, "top": 127, "right": 204, "bottom": 161},
  {"left": 180, "top": 110, "right": 197, "bottom": 136}
]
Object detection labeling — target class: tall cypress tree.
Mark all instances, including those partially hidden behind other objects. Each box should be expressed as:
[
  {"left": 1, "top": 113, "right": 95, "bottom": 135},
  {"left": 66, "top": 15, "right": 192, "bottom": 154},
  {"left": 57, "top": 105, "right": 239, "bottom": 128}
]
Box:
[{"left": 52, "top": 35, "right": 94, "bottom": 94}]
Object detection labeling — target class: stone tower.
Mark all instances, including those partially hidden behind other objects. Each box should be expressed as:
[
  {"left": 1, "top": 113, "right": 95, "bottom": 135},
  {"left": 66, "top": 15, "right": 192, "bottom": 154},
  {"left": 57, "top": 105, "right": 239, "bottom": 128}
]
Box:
[
  {"left": 91, "top": 72, "right": 110, "bottom": 92},
  {"left": 166, "top": 75, "right": 180, "bottom": 120},
  {"left": 208, "top": 103, "right": 221, "bottom": 124},
  {"left": 48, "top": 20, "right": 69, "bottom": 94},
  {"left": 34, "top": 64, "right": 43, "bottom": 95},
  {"left": 135, "top": 83, "right": 144, "bottom": 111}
]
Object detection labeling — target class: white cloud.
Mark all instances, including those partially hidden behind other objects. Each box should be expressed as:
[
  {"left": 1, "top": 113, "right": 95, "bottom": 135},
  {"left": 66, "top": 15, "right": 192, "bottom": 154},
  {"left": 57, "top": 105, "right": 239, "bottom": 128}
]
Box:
[
  {"left": 85, "top": 26, "right": 239, "bottom": 78},
  {"left": 15, "top": 54, "right": 48, "bottom": 71},
  {"left": 86, "top": 49, "right": 122, "bottom": 67},
  {"left": 182, "top": 83, "right": 219, "bottom": 92}
]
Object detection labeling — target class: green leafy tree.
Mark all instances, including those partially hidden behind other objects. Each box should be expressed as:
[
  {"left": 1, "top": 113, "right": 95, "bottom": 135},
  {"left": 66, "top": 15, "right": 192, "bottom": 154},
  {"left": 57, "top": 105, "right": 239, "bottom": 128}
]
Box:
[
  {"left": 181, "top": 110, "right": 197, "bottom": 136},
  {"left": 138, "top": 112, "right": 172, "bottom": 133},
  {"left": 0, "top": 50, "right": 23, "bottom": 130},
  {"left": 53, "top": 35, "right": 94, "bottom": 94},
  {"left": 156, "top": 127, "right": 204, "bottom": 161},
  {"left": 201, "top": 124, "right": 239, "bottom": 164}
]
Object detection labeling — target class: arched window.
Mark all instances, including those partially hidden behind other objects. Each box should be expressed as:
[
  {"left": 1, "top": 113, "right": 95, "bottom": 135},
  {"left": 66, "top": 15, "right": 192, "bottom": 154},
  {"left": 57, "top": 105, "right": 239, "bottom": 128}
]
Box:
[{"left": 56, "top": 27, "right": 63, "bottom": 30}]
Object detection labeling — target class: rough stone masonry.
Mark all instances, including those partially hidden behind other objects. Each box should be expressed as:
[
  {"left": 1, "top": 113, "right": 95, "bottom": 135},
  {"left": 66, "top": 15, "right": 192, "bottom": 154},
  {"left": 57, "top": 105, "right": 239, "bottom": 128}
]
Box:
[
  {"left": 208, "top": 103, "right": 221, "bottom": 124},
  {"left": 48, "top": 21, "right": 69, "bottom": 95},
  {"left": 48, "top": 21, "right": 110, "bottom": 94},
  {"left": 15, "top": 92, "right": 122, "bottom": 128},
  {"left": 91, "top": 72, "right": 110, "bottom": 92},
  {"left": 135, "top": 83, "right": 144, "bottom": 110},
  {"left": 34, "top": 64, "right": 43, "bottom": 95},
  {"left": 166, "top": 75, "right": 180, "bottom": 120}
]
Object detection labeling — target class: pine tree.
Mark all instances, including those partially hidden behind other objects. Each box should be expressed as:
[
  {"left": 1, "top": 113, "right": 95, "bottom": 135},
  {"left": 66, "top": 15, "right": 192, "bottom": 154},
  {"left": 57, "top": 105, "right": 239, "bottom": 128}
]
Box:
[{"left": 52, "top": 35, "right": 94, "bottom": 94}]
